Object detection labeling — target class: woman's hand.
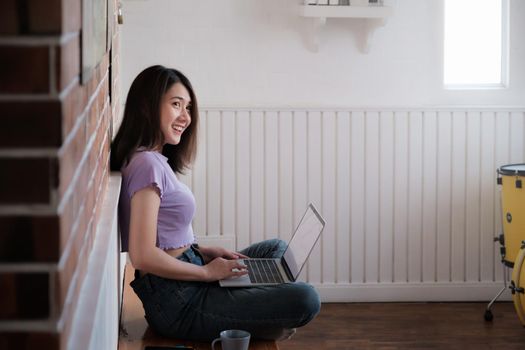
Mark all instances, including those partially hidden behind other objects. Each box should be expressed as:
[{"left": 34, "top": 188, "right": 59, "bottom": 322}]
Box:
[
  {"left": 199, "top": 246, "right": 248, "bottom": 263},
  {"left": 202, "top": 257, "right": 248, "bottom": 282}
]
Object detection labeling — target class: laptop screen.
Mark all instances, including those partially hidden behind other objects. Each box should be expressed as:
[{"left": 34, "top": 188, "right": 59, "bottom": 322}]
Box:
[{"left": 282, "top": 204, "right": 325, "bottom": 281}]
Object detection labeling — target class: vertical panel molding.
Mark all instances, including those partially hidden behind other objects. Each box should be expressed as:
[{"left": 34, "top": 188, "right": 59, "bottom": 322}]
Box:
[{"left": 194, "top": 108, "right": 525, "bottom": 301}]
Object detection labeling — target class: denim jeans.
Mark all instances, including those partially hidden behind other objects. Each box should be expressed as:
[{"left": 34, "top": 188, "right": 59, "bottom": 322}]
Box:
[{"left": 130, "top": 239, "right": 321, "bottom": 341}]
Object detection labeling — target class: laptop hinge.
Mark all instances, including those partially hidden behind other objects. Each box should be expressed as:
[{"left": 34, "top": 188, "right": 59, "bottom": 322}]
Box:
[{"left": 281, "top": 257, "right": 295, "bottom": 281}]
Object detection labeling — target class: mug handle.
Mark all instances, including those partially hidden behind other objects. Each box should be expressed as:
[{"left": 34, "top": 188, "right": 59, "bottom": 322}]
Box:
[{"left": 211, "top": 338, "right": 221, "bottom": 350}]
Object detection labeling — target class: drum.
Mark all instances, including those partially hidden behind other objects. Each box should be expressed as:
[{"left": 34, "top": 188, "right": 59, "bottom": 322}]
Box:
[
  {"left": 510, "top": 242, "right": 525, "bottom": 327},
  {"left": 497, "top": 164, "right": 525, "bottom": 267}
]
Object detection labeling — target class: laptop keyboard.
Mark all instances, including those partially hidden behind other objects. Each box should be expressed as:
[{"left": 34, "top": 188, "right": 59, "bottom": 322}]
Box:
[{"left": 244, "top": 259, "right": 285, "bottom": 284}]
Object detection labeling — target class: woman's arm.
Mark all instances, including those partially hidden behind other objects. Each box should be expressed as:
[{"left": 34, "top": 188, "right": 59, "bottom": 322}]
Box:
[{"left": 128, "top": 187, "right": 247, "bottom": 281}]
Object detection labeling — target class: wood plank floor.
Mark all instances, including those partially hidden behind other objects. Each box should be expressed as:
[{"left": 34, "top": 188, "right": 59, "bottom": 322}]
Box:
[
  {"left": 280, "top": 302, "right": 525, "bottom": 349},
  {"left": 119, "top": 264, "right": 525, "bottom": 349}
]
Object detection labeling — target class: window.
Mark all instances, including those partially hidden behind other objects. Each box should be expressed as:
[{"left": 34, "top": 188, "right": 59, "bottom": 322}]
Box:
[{"left": 443, "top": 0, "right": 508, "bottom": 88}]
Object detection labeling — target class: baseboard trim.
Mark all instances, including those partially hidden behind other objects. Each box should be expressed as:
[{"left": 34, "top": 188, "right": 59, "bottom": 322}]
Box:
[
  {"left": 315, "top": 282, "right": 513, "bottom": 302},
  {"left": 189, "top": 237, "right": 513, "bottom": 303}
]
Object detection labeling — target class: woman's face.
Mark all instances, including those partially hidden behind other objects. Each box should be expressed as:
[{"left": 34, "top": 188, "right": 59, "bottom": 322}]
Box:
[{"left": 159, "top": 82, "right": 192, "bottom": 146}]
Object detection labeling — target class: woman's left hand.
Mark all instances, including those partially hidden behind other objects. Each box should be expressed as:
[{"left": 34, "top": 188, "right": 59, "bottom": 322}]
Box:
[{"left": 199, "top": 246, "right": 248, "bottom": 263}]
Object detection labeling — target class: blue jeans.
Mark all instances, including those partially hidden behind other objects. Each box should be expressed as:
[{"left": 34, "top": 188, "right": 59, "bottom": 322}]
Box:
[{"left": 130, "top": 239, "right": 321, "bottom": 341}]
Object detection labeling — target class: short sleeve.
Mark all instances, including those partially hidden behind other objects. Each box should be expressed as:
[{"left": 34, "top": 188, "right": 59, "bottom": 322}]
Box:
[{"left": 125, "top": 153, "right": 165, "bottom": 199}]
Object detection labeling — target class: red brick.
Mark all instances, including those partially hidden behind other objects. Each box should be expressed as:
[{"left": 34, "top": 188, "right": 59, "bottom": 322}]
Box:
[
  {"left": 84, "top": 53, "right": 109, "bottom": 95},
  {"left": 98, "top": 78, "right": 108, "bottom": 115},
  {"left": 0, "top": 272, "right": 49, "bottom": 319},
  {"left": 56, "top": 145, "right": 111, "bottom": 310},
  {"left": 87, "top": 101, "right": 110, "bottom": 171},
  {"left": 93, "top": 163, "right": 110, "bottom": 228},
  {"left": 83, "top": 185, "right": 97, "bottom": 231},
  {"left": 56, "top": 206, "right": 95, "bottom": 314},
  {"left": 55, "top": 34, "right": 80, "bottom": 92},
  {"left": 0, "top": 0, "right": 19, "bottom": 34},
  {"left": 73, "top": 160, "right": 91, "bottom": 209},
  {"left": 98, "top": 53, "right": 110, "bottom": 81},
  {"left": 50, "top": 157, "right": 59, "bottom": 189},
  {"left": 86, "top": 101, "right": 98, "bottom": 143},
  {"left": 0, "top": 46, "right": 50, "bottom": 94},
  {"left": 59, "top": 194, "right": 75, "bottom": 251},
  {"left": 0, "top": 0, "right": 119, "bottom": 344},
  {"left": 0, "top": 101, "right": 61, "bottom": 148},
  {"left": 0, "top": 158, "right": 52, "bottom": 204},
  {"left": 0, "top": 332, "right": 59, "bottom": 350},
  {"left": 61, "top": 82, "right": 88, "bottom": 140},
  {"left": 55, "top": 50, "right": 113, "bottom": 350},
  {"left": 0, "top": 216, "right": 60, "bottom": 262},
  {"left": 58, "top": 117, "right": 87, "bottom": 199},
  {"left": 85, "top": 63, "right": 100, "bottom": 97},
  {"left": 56, "top": 238, "right": 76, "bottom": 312},
  {"left": 27, "top": 0, "right": 61, "bottom": 34},
  {"left": 94, "top": 161, "right": 109, "bottom": 225},
  {"left": 32, "top": 217, "right": 60, "bottom": 261},
  {"left": 0, "top": 272, "right": 17, "bottom": 319}
]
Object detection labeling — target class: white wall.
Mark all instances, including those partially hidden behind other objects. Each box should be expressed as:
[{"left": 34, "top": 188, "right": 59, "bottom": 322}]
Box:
[
  {"left": 178, "top": 107, "right": 524, "bottom": 302},
  {"left": 120, "top": 0, "right": 525, "bottom": 302},
  {"left": 121, "top": 0, "right": 525, "bottom": 108}
]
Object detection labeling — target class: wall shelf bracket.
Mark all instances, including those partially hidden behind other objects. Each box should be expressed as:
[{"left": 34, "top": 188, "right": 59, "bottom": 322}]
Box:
[{"left": 300, "top": 5, "right": 393, "bottom": 53}]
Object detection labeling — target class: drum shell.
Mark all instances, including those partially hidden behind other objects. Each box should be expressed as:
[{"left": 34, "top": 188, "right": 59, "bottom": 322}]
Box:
[
  {"left": 500, "top": 174, "right": 525, "bottom": 266},
  {"left": 511, "top": 245, "right": 525, "bottom": 327}
]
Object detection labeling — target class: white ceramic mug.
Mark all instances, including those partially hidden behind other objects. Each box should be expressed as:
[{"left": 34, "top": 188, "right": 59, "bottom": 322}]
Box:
[{"left": 211, "top": 329, "right": 251, "bottom": 350}]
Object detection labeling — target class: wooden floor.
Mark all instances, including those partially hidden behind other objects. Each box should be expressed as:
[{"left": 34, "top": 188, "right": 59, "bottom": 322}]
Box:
[
  {"left": 119, "top": 265, "right": 525, "bottom": 349},
  {"left": 280, "top": 302, "right": 525, "bottom": 350}
]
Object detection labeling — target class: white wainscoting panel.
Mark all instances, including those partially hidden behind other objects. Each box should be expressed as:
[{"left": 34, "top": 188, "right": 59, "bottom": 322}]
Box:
[{"left": 178, "top": 108, "right": 525, "bottom": 302}]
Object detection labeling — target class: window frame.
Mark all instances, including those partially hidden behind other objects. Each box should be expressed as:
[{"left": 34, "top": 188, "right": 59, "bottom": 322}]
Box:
[{"left": 443, "top": 0, "right": 509, "bottom": 90}]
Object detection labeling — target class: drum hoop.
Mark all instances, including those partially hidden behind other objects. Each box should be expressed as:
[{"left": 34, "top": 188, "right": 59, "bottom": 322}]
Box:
[{"left": 497, "top": 163, "right": 525, "bottom": 176}]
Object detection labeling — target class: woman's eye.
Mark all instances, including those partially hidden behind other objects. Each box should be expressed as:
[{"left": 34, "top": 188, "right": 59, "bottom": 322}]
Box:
[{"left": 173, "top": 102, "right": 180, "bottom": 108}]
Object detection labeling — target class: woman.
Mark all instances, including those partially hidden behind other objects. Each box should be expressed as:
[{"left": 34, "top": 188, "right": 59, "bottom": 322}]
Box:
[{"left": 111, "top": 65, "right": 320, "bottom": 341}]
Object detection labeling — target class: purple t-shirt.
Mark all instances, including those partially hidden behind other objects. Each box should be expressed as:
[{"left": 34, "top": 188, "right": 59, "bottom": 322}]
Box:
[{"left": 118, "top": 150, "right": 196, "bottom": 252}]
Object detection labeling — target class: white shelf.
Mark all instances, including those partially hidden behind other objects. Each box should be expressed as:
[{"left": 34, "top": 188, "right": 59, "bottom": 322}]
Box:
[
  {"left": 300, "top": 4, "right": 393, "bottom": 18},
  {"left": 299, "top": 5, "right": 394, "bottom": 53}
]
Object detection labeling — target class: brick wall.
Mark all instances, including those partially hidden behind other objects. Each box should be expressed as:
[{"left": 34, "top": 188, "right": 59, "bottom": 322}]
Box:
[{"left": 0, "top": 0, "right": 121, "bottom": 349}]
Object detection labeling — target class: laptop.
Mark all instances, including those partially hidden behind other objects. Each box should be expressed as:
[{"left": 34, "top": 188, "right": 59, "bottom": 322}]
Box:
[{"left": 219, "top": 203, "right": 325, "bottom": 287}]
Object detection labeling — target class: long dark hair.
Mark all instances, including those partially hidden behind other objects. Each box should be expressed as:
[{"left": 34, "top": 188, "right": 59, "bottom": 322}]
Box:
[{"left": 110, "top": 65, "right": 199, "bottom": 174}]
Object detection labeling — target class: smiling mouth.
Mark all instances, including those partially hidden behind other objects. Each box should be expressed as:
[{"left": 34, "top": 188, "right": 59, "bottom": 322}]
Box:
[{"left": 172, "top": 125, "right": 185, "bottom": 133}]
